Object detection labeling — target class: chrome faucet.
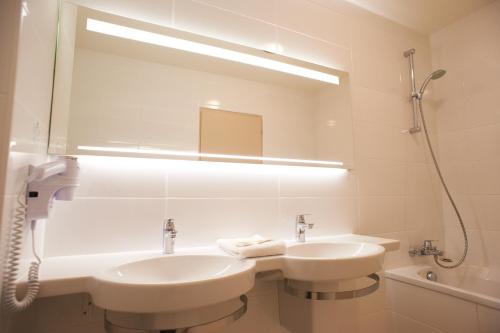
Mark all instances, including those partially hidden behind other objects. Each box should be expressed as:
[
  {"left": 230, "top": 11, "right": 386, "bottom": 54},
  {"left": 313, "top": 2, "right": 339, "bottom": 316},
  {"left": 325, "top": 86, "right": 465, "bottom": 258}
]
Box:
[
  {"left": 295, "top": 214, "right": 314, "bottom": 242},
  {"left": 163, "top": 218, "right": 177, "bottom": 254},
  {"left": 409, "top": 240, "right": 443, "bottom": 257}
]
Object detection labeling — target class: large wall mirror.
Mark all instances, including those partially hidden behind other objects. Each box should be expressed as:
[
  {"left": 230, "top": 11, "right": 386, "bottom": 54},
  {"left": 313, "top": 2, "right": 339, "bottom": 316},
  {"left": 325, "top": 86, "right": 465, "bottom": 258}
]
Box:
[{"left": 49, "top": 4, "right": 354, "bottom": 168}]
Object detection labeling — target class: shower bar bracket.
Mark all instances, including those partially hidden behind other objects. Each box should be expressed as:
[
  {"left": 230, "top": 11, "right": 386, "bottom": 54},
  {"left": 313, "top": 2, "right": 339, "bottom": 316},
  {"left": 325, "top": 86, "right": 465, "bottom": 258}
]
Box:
[{"left": 404, "top": 48, "right": 421, "bottom": 133}]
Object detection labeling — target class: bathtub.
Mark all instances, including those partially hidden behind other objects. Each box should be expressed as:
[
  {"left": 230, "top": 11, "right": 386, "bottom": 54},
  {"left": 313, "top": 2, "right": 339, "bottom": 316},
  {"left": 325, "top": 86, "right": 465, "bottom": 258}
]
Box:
[{"left": 385, "top": 265, "right": 500, "bottom": 333}]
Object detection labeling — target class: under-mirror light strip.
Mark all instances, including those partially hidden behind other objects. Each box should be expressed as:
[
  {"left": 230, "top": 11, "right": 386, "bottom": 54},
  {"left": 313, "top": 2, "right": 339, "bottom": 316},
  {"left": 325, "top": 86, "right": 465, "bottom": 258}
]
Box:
[
  {"left": 77, "top": 146, "right": 344, "bottom": 167},
  {"left": 86, "top": 18, "right": 340, "bottom": 85}
]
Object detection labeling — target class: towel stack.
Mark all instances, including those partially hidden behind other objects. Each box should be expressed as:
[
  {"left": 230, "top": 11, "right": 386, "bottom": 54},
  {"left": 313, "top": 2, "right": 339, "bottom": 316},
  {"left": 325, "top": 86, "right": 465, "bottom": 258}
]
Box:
[{"left": 217, "top": 235, "right": 286, "bottom": 259}]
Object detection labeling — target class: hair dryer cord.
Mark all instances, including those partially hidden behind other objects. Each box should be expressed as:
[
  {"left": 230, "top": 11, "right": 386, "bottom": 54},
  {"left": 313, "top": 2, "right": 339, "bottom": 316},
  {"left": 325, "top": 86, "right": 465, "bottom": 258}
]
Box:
[{"left": 2, "top": 181, "right": 41, "bottom": 312}]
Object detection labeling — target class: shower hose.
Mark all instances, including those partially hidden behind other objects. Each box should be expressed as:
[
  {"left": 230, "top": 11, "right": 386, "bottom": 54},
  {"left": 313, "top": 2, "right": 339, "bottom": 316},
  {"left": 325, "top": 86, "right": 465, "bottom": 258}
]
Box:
[
  {"left": 2, "top": 181, "right": 41, "bottom": 311},
  {"left": 418, "top": 98, "right": 468, "bottom": 269}
]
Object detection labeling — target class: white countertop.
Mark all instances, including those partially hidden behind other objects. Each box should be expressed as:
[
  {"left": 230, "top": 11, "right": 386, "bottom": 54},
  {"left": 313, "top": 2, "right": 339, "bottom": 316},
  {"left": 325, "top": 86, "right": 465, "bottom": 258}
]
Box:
[{"left": 21, "top": 234, "right": 399, "bottom": 298}]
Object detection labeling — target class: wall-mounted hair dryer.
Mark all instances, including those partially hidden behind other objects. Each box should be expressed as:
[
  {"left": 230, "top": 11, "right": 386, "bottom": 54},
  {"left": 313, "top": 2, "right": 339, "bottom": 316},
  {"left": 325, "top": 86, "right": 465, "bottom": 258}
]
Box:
[
  {"left": 26, "top": 156, "right": 79, "bottom": 220},
  {"left": 2, "top": 156, "right": 79, "bottom": 312}
]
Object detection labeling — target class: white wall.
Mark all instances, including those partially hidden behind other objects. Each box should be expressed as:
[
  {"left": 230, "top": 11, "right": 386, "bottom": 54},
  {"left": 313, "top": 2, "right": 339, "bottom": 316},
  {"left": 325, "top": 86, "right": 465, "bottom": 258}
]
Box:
[
  {"left": 0, "top": 0, "right": 59, "bottom": 331},
  {"left": 0, "top": 0, "right": 22, "bottom": 331},
  {"left": 3, "top": 0, "right": 59, "bottom": 259},
  {"left": 5, "top": 0, "right": 445, "bottom": 332},
  {"left": 431, "top": 0, "right": 500, "bottom": 269},
  {"left": 45, "top": 0, "right": 441, "bottom": 268},
  {"left": 45, "top": 157, "right": 355, "bottom": 256}
]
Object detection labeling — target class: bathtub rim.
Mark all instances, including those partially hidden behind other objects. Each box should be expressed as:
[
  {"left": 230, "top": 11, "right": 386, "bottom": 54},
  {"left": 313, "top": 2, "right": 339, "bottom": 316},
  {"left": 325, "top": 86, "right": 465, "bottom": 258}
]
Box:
[{"left": 384, "top": 265, "right": 500, "bottom": 310}]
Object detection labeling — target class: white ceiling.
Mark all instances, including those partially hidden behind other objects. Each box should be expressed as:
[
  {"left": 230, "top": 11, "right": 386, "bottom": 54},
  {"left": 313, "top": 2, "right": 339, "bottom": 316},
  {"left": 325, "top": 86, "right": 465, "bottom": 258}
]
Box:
[{"left": 343, "top": 0, "right": 496, "bottom": 34}]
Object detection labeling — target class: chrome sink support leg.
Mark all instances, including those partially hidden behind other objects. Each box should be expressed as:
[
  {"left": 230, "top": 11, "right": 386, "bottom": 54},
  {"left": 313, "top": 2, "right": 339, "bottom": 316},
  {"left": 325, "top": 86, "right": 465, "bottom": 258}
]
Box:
[
  {"left": 105, "top": 295, "right": 248, "bottom": 333},
  {"left": 283, "top": 274, "right": 380, "bottom": 301}
]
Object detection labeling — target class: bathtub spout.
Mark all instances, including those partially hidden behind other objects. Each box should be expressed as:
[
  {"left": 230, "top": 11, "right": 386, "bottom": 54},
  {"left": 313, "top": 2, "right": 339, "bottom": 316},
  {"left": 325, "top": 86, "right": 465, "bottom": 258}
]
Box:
[{"left": 409, "top": 240, "right": 444, "bottom": 257}]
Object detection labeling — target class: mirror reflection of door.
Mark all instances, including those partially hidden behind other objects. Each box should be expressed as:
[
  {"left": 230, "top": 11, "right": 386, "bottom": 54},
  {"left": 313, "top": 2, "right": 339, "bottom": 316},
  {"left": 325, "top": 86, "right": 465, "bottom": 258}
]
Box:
[{"left": 199, "top": 107, "right": 263, "bottom": 163}]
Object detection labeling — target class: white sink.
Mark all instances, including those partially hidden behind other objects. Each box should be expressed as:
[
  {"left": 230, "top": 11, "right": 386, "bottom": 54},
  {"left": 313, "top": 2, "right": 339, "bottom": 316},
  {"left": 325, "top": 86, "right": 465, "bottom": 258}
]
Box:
[
  {"left": 283, "top": 242, "right": 385, "bottom": 281},
  {"left": 88, "top": 255, "right": 255, "bottom": 313}
]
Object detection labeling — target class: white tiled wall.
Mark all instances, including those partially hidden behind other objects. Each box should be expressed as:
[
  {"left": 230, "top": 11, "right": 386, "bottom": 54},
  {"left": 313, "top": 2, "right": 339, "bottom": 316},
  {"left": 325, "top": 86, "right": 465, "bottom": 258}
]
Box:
[
  {"left": 3, "top": 0, "right": 59, "bottom": 263},
  {"left": 56, "top": 0, "right": 441, "bottom": 268},
  {"left": 44, "top": 157, "right": 356, "bottom": 256},
  {"left": 3, "top": 0, "right": 449, "bottom": 332},
  {"left": 0, "top": 1, "right": 21, "bottom": 330},
  {"left": 431, "top": 0, "right": 500, "bottom": 269},
  {"left": 0, "top": 0, "right": 59, "bottom": 331}
]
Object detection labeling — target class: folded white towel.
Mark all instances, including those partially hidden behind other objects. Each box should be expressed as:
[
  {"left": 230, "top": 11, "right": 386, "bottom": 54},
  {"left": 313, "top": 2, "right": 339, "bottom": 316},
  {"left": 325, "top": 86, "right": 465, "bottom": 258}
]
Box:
[
  {"left": 217, "top": 235, "right": 286, "bottom": 259},
  {"left": 235, "top": 234, "right": 272, "bottom": 247}
]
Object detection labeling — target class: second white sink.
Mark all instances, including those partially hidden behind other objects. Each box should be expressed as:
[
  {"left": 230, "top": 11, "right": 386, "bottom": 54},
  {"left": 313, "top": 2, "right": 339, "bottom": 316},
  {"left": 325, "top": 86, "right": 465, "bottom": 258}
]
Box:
[{"left": 283, "top": 242, "right": 385, "bottom": 281}]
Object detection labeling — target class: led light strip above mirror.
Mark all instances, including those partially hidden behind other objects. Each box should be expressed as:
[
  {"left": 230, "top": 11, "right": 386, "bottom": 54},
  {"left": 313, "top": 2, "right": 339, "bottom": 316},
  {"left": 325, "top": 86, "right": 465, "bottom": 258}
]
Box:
[
  {"left": 77, "top": 146, "right": 344, "bottom": 167},
  {"left": 85, "top": 18, "right": 340, "bottom": 85}
]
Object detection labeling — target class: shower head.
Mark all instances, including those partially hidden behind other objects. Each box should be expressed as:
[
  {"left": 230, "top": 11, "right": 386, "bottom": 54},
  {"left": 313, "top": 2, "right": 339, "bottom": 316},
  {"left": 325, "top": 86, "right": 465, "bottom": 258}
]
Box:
[
  {"left": 431, "top": 69, "right": 446, "bottom": 80},
  {"left": 418, "top": 69, "right": 446, "bottom": 97}
]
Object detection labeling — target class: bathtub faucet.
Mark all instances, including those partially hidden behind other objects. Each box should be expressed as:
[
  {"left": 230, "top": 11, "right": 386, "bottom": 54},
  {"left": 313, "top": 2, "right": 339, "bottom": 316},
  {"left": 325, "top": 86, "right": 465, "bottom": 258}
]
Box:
[{"left": 409, "top": 240, "right": 443, "bottom": 257}]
